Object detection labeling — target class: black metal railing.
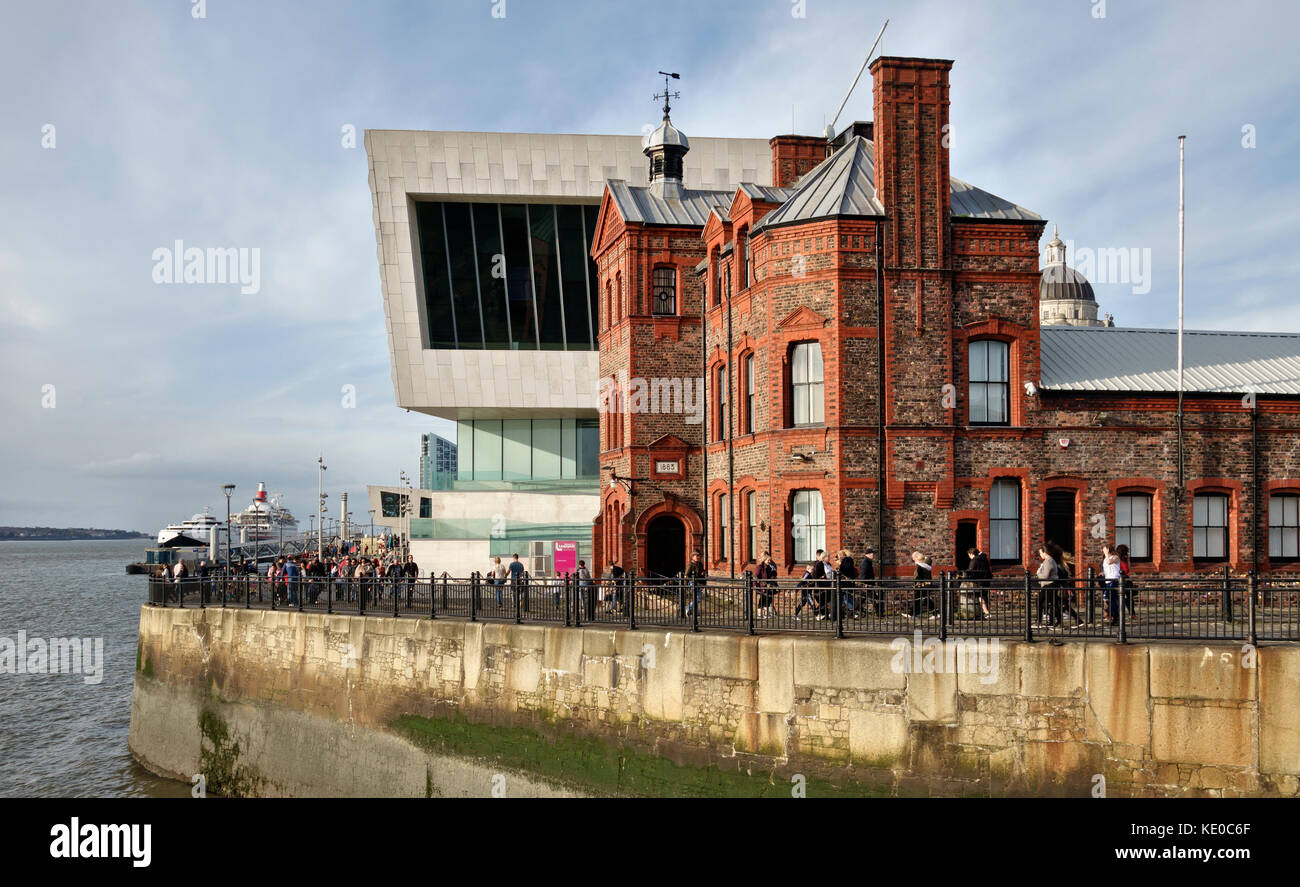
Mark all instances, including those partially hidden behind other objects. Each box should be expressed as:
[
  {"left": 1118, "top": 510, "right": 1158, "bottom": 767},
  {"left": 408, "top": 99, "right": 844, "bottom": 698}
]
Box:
[{"left": 144, "top": 567, "right": 1300, "bottom": 643}]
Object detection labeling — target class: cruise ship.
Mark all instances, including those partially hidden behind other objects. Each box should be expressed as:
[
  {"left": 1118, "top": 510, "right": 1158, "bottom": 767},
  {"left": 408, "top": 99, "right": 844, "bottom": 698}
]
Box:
[{"left": 230, "top": 483, "right": 299, "bottom": 542}]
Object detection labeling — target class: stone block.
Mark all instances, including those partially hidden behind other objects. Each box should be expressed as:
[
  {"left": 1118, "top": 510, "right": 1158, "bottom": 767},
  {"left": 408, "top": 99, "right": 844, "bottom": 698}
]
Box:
[
  {"left": 1260, "top": 646, "right": 1300, "bottom": 777},
  {"left": 757, "top": 636, "right": 795, "bottom": 714},
  {"left": 684, "top": 633, "right": 758, "bottom": 681},
  {"left": 1151, "top": 702, "right": 1252, "bottom": 769},
  {"left": 1085, "top": 643, "right": 1151, "bottom": 750},
  {"left": 846, "top": 708, "right": 908, "bottom": 766},
  {"left": 793, "top": 638, "right": 905, "bottom": 691},
  {"left": 1149, "top": 644, "right": 1255, "bottom": 701}
]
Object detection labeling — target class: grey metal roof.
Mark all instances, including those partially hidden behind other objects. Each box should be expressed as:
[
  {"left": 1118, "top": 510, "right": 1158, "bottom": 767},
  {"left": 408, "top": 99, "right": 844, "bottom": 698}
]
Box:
[
  {"left": 606, "top": 180, "right": 733, "bottom": 226},
  {"left": 751, "top": 136, "right": 1040, "bottom": 233},
  {"left": 1040, "top": 327, "right": 1300, "bottom": 395},
  {"left": 752, "top": 137, "right": 885, "bottom": 232},
  {"left": 950, "top": 176, "right": 1041, "bottom": 221},
  {"left": 738, "top": 182, "right": 796, "bottom": 204}
]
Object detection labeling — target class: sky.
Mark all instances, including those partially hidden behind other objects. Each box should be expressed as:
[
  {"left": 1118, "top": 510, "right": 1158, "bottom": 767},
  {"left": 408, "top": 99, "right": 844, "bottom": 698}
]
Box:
[{"left": 1, "top": 0, "right": 1297, "bottom": 533}]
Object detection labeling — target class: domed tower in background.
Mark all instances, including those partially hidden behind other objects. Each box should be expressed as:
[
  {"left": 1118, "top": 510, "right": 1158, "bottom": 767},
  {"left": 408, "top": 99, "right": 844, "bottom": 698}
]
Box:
[
  {"left": 642, "top": 78, "right": 690, "bottom": 200},
  {"left": 1039, "top": 226, "right": 1110, "bottom": 327}
]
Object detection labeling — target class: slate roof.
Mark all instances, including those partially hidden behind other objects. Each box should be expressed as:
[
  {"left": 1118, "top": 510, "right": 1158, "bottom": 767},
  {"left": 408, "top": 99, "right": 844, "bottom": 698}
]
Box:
[
  {"left": 606, "top": 180, "right": 733, "bottom": 226},
  {"left": 751, "top": 137, "right": 1041, "bottom": 233}
]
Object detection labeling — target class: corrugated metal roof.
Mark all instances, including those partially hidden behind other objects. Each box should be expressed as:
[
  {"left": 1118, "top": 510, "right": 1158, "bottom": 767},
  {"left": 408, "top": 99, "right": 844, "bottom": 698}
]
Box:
[
  {"left": 752, "top": 137, "right": 884, "bottom": 232},
  {"left": 1040, "top": 327, "right": 1300, "bottom": 394},
  {"left": 606, "top": 179, "right": 733, "bottom": 226}
]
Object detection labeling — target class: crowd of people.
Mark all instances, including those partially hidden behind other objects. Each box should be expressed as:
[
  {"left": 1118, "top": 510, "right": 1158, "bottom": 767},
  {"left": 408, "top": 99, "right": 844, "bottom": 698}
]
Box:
[{"left": 152, "top": 540, "right": 1142, "bottom": 628}]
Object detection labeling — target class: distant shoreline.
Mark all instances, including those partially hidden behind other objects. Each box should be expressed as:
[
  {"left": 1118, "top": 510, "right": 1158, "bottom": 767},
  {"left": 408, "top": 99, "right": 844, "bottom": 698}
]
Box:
[{"left": 0, "top": 530, "right": 151, "bottom": 542}]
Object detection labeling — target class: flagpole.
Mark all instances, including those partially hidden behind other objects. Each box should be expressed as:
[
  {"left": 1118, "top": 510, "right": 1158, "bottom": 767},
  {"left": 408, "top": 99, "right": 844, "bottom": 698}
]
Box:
[{"left": 1177, "top": 135, "right": 1185, "bottom": 494}]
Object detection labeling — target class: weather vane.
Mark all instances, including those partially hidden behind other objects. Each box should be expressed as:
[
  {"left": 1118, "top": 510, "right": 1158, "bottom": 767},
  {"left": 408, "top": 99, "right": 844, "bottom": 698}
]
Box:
[{"left": 653, "top": 71, "right": 680, "bottom": 119}]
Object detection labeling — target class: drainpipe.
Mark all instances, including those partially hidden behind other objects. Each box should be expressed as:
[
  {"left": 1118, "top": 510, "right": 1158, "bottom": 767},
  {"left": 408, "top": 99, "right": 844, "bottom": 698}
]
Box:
[
  {"left": 875, "top": 221, "right": 887, "bottom": 568},
  {"left": 702, "top": 263, "right": 709, "bottom": 571},
  {"left": 727, "top": 254, "right": 735, "bottom": 579},
  {"left": 1252, "top": 400, "right": 1259, "bottom": 575}
]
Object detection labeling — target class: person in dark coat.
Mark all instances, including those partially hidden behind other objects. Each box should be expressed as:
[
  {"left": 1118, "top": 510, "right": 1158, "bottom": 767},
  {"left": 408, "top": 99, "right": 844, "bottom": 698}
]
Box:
[
  {"left": 837, "top": 549, "right": 859, "bottom": 618},
  {"left": 859, "top": 547, "right": 884, "bottom": 617}
]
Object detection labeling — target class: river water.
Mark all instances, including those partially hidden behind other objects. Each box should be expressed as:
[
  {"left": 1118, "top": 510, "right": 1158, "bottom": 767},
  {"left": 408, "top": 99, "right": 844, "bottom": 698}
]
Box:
[{"left": 0, "top": 539, "right": 189, "bottom": 797}]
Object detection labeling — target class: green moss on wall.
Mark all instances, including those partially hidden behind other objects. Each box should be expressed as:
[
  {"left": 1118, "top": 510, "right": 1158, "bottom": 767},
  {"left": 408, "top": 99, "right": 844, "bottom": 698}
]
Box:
[
  {"left": 198, "top": 710, "right": 264, "bottom": 798},
  {"left": 392, "top": 712, "right": 886, "bottom": 798}
]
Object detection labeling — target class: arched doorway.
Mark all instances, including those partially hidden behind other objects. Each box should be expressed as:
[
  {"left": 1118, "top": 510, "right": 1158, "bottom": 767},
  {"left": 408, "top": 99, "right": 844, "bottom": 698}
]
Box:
[{"left": 645, "top": 515, "right": 686, "bottom": 579}]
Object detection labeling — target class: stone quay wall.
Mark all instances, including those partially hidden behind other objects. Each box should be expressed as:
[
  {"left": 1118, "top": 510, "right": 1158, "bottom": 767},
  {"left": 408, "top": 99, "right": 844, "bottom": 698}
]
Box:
[{"left": 129, "top": 605, "right": 1300, "bottom": 797}]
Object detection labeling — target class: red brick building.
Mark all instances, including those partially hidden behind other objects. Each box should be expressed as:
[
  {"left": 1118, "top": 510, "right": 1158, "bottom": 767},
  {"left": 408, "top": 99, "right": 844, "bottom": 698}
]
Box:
[{"left": 590, "top": 56, "right": 1300, "bottom": 580}]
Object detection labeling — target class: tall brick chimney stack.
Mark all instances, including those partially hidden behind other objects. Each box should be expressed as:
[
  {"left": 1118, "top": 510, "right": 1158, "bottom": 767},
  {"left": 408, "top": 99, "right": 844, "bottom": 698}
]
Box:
[
  {"left": 768, "top": 135, "right": 827, "bottom": 188},
  {"left": 869, "top": 56, "right": 953, "bottom": 269}
]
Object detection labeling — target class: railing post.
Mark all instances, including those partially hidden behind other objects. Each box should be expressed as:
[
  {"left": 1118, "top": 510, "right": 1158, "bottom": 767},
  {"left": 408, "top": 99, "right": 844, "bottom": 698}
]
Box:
[
  {"left": 358, "top": 578, "right": 366, "bottom": 616},
  {"left": 1222, "top": 563, "right": 1234, "bottom": 623},
  {"left": 514, "top": 577, "right": 522, "bottom": 623},
  {"left": 470, "top": 572, "right": 479, "bottom": 622},
  {"left": 939, "top": 573, "right": 949, "bottom": 642},
  {"left": 429, "top": 578, "right": 436, "bottom": 620},
  {"left": 244, "top": 575, "right": 250, "bottom": 609},
  {"left": 677, "top": 573, "right": 686, "bottom": 621},
  {"left": 1248, "top": 570, "right": 1258, "bottom": 648},
  {"left": 441, "top": 574, "right": 449, "bottom": 611},
  {"left": 692, "top": 575, "right": 700, "bottom": 633},
  {"left": 833, "top": 571, "right": 844, "bottom": 639},
  {"left": 393, "top": 576, "right": 400, "bottom": 618},
  {"left": 1023, "top": 570, "right": 1033, "bottom": 642},
  {"left": 1117, "top": 575, "right": 1128, "bottom": 644},
  {"left": 220, "top": 572, "right": 226, "bottom": 608},
  {"left": 573, "top": 573, "right": 582, "bottom": 627},
  {"left": 628, "top": 572, "right": 637, "bottom": 631},
  {"left": 1086, "top": 566, "right": 1095, "bottom": 625},
  {"left": 298, "top": 577, "right": 304, "bottom": 612},
  {"left": 744, "top": 570, "right": 755, "bottom": 636},
  {"left": 563, "top": 573, "right": 571, "bottom": 627}
]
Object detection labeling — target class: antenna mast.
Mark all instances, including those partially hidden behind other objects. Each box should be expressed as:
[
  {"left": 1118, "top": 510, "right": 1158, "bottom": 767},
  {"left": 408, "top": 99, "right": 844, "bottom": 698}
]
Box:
[{"left": 827, "top": 19, "right": 889, "bottom": 139}]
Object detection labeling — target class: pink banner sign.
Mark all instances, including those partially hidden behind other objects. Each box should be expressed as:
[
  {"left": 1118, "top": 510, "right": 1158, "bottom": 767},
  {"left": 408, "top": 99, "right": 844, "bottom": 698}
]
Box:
[{"left": 554, "top": 540, "right": 577, "bottom": 574}]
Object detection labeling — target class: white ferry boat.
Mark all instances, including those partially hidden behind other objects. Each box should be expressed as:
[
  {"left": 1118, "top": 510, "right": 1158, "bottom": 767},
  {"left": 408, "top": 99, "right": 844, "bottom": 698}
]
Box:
[{"left": 156, "top": 510, "right": 221, "bottom": 545}]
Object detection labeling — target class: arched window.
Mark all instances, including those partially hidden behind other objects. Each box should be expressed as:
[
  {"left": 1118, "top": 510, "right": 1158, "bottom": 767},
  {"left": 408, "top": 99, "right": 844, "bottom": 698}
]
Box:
[
  {"left": 746, "top": 490, "right": 758, "bottom": 564},
  {"left": 614, "top": 271, "right": 623, "bottom": 322},
  {"left": 652, "top": 267, "right": 676, "bottom": 315},
  {"left": 604, "top": 279, "right": 611, "bottom": 330},
  {"left": 791, "top": 490, "right": 825, "bottom": 563},
  {"left": 743, "top": 353, "right": 756, "bottom": 434},
  {"left": 718, "top": 493, "right": 730, "bottom": 562},
  {"left": 739, "top": 226, "right": 750, "bottom": 289},
  {"left": 790, "top": 342, "right": 824, "bottom": 426},
  {"left": 711, "top": 249, "right": 721, "bottom": 307},
  {"left": 969, "top": 339, "right": 1010, "bottom": 425},
  {"left": 715, "top": 363, "right": 729, "bottom": 442},
  {"left": 989, "top": 478, "right": 1021, "bottom": 563}
]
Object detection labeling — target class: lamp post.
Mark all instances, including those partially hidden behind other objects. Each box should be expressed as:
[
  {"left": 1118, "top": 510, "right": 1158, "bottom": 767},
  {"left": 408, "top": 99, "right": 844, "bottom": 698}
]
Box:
[
  {"left": 399, "top": 470, "right": 411, "bottom": 558},
  {"left": 221, "top": 484, "right": 236, "bottom": 576},
  {"left": 317, "top": 454, "right": 327, "bottom": 559}
]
